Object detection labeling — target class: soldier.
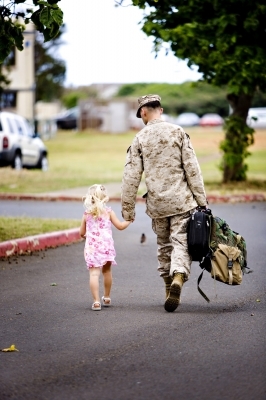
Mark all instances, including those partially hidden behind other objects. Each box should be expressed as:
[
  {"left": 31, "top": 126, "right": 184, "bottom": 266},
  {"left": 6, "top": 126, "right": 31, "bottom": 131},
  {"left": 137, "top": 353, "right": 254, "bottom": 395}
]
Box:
[{"left": 121, "top": 94, "right": 208, "bottom": 312}]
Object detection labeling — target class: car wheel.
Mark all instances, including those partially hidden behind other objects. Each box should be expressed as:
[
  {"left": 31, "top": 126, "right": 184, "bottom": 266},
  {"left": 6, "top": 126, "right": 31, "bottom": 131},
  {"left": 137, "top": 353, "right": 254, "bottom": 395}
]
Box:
[
  {"left": 12, "top": 153, "right": 23, "bottom": 170},
  {"left": 40, "top": 155, "right": 48, "bottom": 171}
]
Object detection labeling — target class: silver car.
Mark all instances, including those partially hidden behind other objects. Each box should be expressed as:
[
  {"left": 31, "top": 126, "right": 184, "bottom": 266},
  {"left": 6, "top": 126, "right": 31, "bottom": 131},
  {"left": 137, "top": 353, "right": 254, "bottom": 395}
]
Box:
[
  {"left": 0, "top": 111, "right": 48, "bottom": 170},
  {"left": 175, "top": 112, "right": 200, "bottom": 127}
]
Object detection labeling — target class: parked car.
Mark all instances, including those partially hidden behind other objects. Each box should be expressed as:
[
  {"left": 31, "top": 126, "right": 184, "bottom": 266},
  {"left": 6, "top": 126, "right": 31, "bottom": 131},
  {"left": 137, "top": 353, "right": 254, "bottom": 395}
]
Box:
[
  {"left": 0, "top": 111, "right": 48, "bottom": 170},
  {"left": 199, "top": 113, "right": 224, "bottom": 127},
  {"left": 247, "top": 107, "right": 266, "bottom": 129},
  {"left": 55, "top": 107, "right": 79, "bottom": 130},
  {"left": 175, "top": 112, "right": 200, "bottom": 126}
]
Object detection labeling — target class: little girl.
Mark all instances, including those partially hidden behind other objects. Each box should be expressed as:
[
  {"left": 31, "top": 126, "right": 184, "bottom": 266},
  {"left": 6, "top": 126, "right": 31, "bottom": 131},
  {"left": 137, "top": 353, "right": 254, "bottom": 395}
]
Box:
[{"left": 80, "top": 184, "right": 132, "bottom": 311}]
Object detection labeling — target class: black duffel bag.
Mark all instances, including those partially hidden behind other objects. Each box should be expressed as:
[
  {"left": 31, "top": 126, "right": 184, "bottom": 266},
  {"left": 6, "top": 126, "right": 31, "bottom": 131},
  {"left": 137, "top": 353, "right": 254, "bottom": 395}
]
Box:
[{"left": 187, "top": 209, "right": 212, "bottom": 262}]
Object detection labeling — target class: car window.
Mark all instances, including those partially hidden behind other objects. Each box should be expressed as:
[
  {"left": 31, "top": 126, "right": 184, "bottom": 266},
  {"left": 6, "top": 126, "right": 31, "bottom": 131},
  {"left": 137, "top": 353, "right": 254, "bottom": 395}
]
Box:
[
  {"left": 23, "top": 119, "right": 34, "bottom": 137},
  {"left": 14, "top": 119, "right": 24, "bottom": 135},
  {"left": 6, "top": 117, "right": 16, "bottom": 134}
]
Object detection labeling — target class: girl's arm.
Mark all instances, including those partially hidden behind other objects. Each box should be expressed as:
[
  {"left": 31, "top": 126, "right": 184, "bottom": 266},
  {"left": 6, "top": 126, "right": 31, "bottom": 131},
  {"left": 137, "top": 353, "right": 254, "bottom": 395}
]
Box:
[
  {"left": 110, "top": 210, "right": 133, "bottom": 230},
  {"left": 79, "top": 215, "right": 86, "bottom": 238}
]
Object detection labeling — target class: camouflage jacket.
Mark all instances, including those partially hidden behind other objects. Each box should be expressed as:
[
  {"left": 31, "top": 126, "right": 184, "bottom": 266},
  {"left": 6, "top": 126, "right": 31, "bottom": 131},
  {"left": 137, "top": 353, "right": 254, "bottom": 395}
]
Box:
[{"left": 121, "top": 119, "right": 207, "bottom": 220}]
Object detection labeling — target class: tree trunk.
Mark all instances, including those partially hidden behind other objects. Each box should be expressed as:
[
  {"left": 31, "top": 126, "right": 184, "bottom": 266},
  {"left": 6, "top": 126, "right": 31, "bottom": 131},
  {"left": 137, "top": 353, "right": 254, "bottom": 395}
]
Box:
[
  {"left": 221, "top": 93, "right": 254, "bottom": 182},
  {"left": 227, "top": 93, "right": 253, "bottom": 120}
]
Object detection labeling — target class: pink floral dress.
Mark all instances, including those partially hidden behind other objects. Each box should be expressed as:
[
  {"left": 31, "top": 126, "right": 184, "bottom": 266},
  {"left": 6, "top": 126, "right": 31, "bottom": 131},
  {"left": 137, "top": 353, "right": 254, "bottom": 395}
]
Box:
[{"left": 84, "top": 206, "right": 117, "bottom": 269}]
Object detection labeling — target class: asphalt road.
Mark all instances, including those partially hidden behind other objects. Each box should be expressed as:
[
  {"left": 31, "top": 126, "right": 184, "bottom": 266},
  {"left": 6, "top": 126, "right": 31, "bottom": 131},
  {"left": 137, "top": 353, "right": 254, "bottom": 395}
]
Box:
[{"left": 0, "top": 200, "right": 265, "bottom": 400}]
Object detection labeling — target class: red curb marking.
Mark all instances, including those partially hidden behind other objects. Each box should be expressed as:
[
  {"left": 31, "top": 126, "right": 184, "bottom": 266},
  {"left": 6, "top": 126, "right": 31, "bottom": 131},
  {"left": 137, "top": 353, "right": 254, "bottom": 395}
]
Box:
[
  {"left": 0, "top": 193, "right": 265, "bottom": 203},
  {"left": 0, "top": 194, "right": 146, "bottom": 203},
  {"left": 207, "top": 193, "right": 266, "bottom": 203},
  {"left": 0, "top": 228, "right": 81, "bottom": 258}
]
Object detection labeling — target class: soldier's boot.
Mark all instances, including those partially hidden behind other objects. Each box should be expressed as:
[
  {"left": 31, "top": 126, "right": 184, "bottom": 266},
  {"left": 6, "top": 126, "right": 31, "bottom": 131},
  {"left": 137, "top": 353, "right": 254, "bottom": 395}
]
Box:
[
  {"left": 163, "top": 276, "right": 173, "bottom": 299},
  {"left": 164, "top": 272, "right": 185, "bottom": 312}
]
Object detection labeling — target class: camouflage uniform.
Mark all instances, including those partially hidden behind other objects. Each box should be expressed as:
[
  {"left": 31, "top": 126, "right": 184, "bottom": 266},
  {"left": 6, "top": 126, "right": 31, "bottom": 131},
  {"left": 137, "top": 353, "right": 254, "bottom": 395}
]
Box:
[{"left": 121, "top": 116, "right": 207, "bottom": 280}]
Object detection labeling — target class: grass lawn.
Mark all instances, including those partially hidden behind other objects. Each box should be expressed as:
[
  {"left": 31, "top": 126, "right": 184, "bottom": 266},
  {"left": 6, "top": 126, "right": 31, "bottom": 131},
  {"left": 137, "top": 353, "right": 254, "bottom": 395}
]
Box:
[
  {"left": 0, "top": 130, "right": 134, "bottom": 193},
  {"left": 0, "top": 216, "right": 80, "bottom": 242},
  {"left": 0, "top": 127, "right": 265, "bottom": 195}
]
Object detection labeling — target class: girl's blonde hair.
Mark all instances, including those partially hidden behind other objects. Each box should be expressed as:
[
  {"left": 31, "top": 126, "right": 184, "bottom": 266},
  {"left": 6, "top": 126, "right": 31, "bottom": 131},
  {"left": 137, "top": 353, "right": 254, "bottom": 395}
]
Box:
[{"left": 82, "top": 184, "right": 109, "bottom": 218}]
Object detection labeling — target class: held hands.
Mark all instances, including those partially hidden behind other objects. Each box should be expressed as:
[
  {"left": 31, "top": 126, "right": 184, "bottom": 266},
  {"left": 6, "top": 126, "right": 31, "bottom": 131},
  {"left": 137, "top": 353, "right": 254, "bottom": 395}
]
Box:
[
  {"left": 111, "top": 210, "right": 134, "bottom": 230},
  {"left": 124, "top": 219, "right": 134, "bottom": 227},
  {"left": 121, "top": 218, "right": 134, "bottom": 230}
]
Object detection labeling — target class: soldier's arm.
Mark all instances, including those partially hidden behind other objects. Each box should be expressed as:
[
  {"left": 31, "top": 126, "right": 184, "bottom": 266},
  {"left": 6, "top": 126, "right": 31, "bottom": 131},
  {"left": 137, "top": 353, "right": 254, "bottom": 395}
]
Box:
[{"left": 121, "top": 136, "right": 143, "bottom": 220}]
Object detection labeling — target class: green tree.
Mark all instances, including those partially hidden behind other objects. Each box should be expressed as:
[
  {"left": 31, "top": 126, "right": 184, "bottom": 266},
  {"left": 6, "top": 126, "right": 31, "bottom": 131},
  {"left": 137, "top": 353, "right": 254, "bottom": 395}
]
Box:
[
  {"left": 0, "top": 0, "right": 63, "bottom": 64},
  {"left": 35, "top": 27, "right": 66, "bottom": 101},
  {"left": 123, "top": 0, "right": 266, "bottom": 182},
  {"left": 61, "top": 87, "right": 98, "bottom": 109},
  {"left": 117, "top": 82, "right": 229, "bottom": 117}
]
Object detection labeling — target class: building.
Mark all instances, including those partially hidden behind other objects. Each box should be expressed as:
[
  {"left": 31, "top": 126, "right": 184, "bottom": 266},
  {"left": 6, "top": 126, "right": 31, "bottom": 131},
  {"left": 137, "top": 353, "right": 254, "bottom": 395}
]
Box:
[
  {"left": 1, "top": 22, "right": 35, "bottom": 122},
  {"left": 78, "top": 98, "right": 145, "bottom": 133}
]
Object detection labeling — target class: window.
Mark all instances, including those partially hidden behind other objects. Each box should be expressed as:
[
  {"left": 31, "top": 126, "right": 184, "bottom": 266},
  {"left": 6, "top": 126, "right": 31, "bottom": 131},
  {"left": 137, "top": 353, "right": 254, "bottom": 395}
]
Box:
[
  {"left": 24, "top": 120, "right": 34, "bottom": 137},
  {"left": 6, "top": 118, "right": 15, "bottom": 134},
  {"left": 19, "top": 119, "right": 33, "bottom": 137},
  {"left": 14, "top": 119, "right": 24, "bottom": 136},
  {"left": 1, "top": 91, "right": 17, "bottom": 109}
]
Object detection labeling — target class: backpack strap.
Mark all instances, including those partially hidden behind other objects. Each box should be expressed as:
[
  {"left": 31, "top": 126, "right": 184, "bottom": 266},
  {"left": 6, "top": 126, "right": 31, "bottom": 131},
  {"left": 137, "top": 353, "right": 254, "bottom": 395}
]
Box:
[
  {"left": 228, "top": 259, "right": 233, "bottom": 285},
  {"left": 197, "top": 269, "right": 210, "bottom": 303}
]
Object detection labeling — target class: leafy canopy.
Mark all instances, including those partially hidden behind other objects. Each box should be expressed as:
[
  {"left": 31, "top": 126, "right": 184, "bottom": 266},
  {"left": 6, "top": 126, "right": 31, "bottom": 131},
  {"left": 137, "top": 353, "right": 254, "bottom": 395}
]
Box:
[
  {"left": 0, "top": 0, "right": 63, "bottom": 63},
  {"left": 130, "top": 0, "right": 266, "bottom": 97},
  {"left": 35, "top": 26, "right": 66, "bottom": 102},
  {"left": 119, "top": 1, "right": 266, "bottom": 182}
]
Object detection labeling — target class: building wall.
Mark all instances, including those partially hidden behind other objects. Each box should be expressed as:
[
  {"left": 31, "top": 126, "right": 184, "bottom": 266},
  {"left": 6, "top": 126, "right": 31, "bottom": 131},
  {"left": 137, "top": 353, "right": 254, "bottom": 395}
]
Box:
[
  {"left": 79, "top": 99, "right": 140, "bottom": 133},
  {"left": 2, "top": 22, "right": 35, "bottom": 121}
]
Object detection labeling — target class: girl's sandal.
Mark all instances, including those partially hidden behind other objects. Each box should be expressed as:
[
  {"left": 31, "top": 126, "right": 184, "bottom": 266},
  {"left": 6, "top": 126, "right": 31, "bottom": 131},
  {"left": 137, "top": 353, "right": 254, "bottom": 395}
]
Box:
[
  {"left": 102, "top": 296, "right": 111, "bottom": 307},
  {"left": 92, "top": 301, "right": 101, "bottom": 311}
]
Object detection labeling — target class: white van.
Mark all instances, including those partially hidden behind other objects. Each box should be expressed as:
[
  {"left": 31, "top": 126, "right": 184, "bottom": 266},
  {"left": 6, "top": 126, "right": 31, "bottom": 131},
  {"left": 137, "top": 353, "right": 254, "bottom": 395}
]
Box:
[
  {"left": 247, "top": 107, "right": 266, "bottom": 129},
  {"left": 0, "top": 111, "right": 48, "bottom": 170}
]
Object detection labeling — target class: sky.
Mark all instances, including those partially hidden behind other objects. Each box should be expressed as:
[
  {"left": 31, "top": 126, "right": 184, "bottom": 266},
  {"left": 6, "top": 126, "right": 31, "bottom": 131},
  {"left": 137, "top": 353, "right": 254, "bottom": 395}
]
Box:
[{"left": 56, "top": 0, "right": 202, "bottom": 87}]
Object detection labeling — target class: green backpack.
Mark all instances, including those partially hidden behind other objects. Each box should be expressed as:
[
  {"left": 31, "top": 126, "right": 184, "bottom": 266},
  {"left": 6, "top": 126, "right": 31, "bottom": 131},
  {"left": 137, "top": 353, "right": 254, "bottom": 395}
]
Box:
[{"left": 198, "top": 215, "right": 249, "bottom": 302}]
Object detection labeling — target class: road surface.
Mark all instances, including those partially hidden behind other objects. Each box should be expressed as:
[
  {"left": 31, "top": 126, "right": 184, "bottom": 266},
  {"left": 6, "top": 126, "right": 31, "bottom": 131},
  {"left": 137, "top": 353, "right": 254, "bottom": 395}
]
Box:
[{"left": 0, "top": 200, "right": 265, "bottom": 399}]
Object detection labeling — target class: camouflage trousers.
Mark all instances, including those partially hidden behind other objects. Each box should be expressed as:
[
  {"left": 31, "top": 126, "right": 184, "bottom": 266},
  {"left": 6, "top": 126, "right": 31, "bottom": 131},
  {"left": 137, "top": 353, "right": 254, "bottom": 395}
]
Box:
[{"left": 151, "top": 210, "right": 193, "bottom": 281}]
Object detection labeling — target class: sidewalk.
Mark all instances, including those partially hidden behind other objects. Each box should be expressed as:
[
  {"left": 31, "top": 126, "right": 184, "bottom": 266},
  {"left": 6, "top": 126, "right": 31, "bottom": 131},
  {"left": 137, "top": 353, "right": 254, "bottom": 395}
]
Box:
[
  {"left": 1, "top": 183, "right": 265, "bottom": 258},
  {"left": 0, "top": 182, "right": 146, "bottom": 202},
  {"left": 0, "top": 181, "right": 265, "bottom": 203}
]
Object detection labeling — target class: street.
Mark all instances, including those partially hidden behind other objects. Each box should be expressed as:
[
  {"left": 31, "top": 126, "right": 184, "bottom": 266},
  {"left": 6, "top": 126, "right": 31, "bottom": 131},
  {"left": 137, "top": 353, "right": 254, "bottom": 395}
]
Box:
[{"left": 0, "top": 200, "right": 265, "bottom": 399}]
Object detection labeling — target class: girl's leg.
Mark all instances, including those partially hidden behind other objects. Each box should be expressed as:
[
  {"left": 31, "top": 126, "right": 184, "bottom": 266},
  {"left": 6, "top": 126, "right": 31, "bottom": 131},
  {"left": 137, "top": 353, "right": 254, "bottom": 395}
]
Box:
[
  {"left": 89, "top": 267, "right": 101, "bottom": 304},
  {"left": 102, "top": 261, "right": 112, "bottom": 299}
]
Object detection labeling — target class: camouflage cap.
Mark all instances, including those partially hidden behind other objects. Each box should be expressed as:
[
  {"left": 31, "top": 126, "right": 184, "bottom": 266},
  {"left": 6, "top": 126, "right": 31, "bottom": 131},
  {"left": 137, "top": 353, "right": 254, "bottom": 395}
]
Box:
[{"left": 136, "top": 94, "right": 161, "bottom": 118}]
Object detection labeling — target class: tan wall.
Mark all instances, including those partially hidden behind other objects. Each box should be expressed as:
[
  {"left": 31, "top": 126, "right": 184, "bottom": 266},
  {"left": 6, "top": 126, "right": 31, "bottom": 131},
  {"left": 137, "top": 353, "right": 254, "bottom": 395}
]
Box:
[
  {"left": 16, "top": 92, "right": 34, "bottom": 120},
  {"left": 3, "top": 22, "right": 35, "bottom": 121},
  {"left": 35, "top": 101, "right": 62, "bottom": 120}
]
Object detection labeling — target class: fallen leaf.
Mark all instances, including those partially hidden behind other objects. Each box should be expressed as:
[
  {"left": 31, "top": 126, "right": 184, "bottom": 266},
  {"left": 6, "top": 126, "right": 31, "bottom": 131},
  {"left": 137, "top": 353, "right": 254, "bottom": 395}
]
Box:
[
  {"left": 251, "top": 313, "right": 254, "bottom": 316},
  {"left": 1, "top": 344, "right": 19, "bottom": 352},
  {"left": 256, "top": 299, "right": 260, "bottom": 302},
  {"left": 50, "top": 283, "right": 57, "bottom": 286}
]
